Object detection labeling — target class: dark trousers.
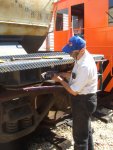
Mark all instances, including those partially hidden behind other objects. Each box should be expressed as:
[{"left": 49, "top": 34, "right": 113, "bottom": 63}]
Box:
[{"left": 71, "top": 94, "right": 97, "bottom": 150}]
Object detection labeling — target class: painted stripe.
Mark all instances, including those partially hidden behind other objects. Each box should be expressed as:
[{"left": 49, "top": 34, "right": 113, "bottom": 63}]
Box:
[
  {"left": 101, "top": 60, "right": 112, "bottom": 91},
  {"left": 103, "top": 61, "right": 110, "bottom": 81},
  {"left": 103, "top": 72, "right": 111, "bottom": 91},
  {"left": 103, "top": 60, "right": 109, "bottom": 72},
  {"left": 105, "top": 77, "right": 113, "bottom": 92}
]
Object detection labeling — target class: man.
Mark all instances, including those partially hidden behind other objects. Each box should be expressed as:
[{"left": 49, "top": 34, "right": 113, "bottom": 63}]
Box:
[{"left": 52, "top": 35, "right": 97, "bottom": 150}]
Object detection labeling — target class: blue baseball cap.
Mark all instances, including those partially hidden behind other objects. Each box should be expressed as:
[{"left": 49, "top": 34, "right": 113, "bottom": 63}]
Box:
[{"left": 62, "top": 35, "right": 86, "bottom": 53}]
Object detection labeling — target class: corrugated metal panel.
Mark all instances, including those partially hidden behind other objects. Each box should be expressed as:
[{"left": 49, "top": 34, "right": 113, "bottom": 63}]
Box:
[
  {"left": 39, "top": 16, "right": 54, "bottom": 51},
  {"left": 0, "top": 52, "right": 74, "bottom": 73},
  {"left": 49, "top": 16, "right": 54, "bottom": 51},
  {"left": 63, "top": 13, "right": 68, "bottom": 30}
]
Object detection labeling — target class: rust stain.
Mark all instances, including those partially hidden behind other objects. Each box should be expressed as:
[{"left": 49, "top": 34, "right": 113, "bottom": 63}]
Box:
[
  {"left": 0, "top": 0, "right": 53, "bottom": 36},
  {"left": 0, "top": 23, "right": 48, "bottom": 36}
]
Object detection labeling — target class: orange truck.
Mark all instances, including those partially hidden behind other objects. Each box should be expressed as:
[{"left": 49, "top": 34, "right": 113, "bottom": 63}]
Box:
[{"left": 53, "top": 0, "right": 113, "bottom": 109}]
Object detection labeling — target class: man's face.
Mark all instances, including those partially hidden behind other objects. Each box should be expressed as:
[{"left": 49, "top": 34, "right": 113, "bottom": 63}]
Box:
[
  {"left": 69, "top": 50, "right": 80, "bottom": 59},
  {"left": 68, "top": 41, "right": 80, "bottom": 59}
]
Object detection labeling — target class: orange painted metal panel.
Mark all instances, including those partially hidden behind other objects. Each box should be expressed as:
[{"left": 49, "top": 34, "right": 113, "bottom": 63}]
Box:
[
  {"left": 84, "top": 0, "right": 113, "bottom": 57},
  {"left": 54, "top": 0, "right": 113, "bottom": 91},
  {"left": 54, "top": 0, "right": 113, "bottom": 56},
  {"left": 56, "top": 0, "right": 85, "bottom": 7},
  {"left": 54, "top": 30, "right": 68, "bottom": 51}
]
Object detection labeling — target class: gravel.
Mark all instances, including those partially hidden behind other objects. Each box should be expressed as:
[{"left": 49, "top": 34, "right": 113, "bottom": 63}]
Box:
[
  {"left": 28, "top": 116, "right": 113, "bottom": 150},
  {"left": 92, "top": 118, "right": 113, "bottom": 150}
]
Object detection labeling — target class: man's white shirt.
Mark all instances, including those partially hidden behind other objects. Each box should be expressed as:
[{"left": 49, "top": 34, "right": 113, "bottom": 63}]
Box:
[{"left": 69, "top": 50, "right": 98, "bottom": 95}]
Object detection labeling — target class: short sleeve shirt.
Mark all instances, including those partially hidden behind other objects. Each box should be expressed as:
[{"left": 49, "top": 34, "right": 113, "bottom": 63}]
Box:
[{"left": 69, "top": 50, "right": 97, "bottom": 95}]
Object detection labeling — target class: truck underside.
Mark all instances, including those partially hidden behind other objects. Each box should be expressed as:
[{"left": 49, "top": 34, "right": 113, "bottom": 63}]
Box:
[
  {"left": 0, "top": 50, "right": 74, "bottom": 143},
  {"left": 0, "top": 83, "right": 70, "bottom": 142}
]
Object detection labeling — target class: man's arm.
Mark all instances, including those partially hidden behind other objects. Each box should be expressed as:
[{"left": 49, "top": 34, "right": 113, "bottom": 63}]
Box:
[{"left": 52, "top": 74, "right": 78, "bottom": 96}]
